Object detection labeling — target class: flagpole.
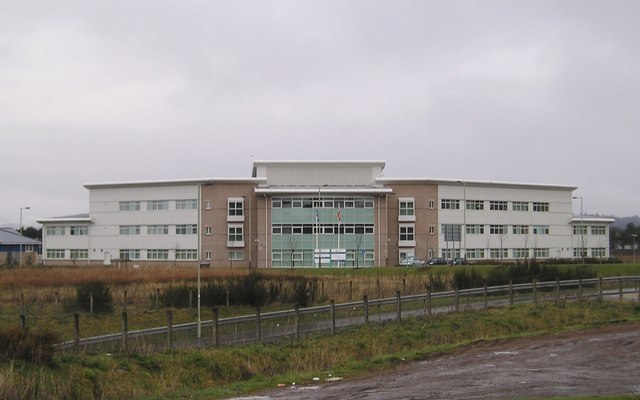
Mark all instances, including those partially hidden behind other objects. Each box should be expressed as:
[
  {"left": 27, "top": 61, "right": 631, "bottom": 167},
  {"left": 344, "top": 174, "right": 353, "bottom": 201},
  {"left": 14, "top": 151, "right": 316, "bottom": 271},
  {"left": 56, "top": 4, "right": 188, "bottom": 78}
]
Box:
[{"left": 337, "top": 208, "right": 341, "bottom": 268}]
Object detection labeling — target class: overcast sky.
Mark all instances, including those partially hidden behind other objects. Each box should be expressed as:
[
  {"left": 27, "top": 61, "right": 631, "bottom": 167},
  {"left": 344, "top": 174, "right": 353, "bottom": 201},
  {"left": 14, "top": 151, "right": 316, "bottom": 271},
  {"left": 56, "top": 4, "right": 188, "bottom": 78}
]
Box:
[{"left": 2, "top": 0, "right": 639, "bottom": 227}]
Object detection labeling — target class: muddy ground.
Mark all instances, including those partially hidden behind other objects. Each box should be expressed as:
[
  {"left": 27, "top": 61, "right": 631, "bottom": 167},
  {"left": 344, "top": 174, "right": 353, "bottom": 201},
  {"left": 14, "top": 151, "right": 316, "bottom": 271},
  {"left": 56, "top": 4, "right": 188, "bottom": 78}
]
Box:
[{"left": 241, "top": 321, "right": 640, "bottom": 399}]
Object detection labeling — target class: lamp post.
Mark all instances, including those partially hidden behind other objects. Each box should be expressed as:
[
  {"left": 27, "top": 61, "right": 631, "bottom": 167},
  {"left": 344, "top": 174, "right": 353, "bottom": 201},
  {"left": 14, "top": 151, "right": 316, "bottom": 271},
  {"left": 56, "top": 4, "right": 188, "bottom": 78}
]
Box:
[
  {"left": 573, "top": 196, "right": 584, "bottom": 265},
  {"left": 632, "top": 234, "right": 638, "bottom": 264},
  {"left": 19, "top": 206, "right": 30, "bottom": 267}
]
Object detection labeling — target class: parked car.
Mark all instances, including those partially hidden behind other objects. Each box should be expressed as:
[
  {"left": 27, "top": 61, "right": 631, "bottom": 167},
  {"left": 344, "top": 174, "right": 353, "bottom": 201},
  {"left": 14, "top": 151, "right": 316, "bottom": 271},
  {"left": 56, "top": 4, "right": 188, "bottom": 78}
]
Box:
[
  {"left": 448, "top": 258, "right": 468, "bottom": 265},
  {"left": 427, "top": 257, "right": 447, "bottom": 265},
  {"left": 400, "top": 256, "right": 427, "bottom": 266}
]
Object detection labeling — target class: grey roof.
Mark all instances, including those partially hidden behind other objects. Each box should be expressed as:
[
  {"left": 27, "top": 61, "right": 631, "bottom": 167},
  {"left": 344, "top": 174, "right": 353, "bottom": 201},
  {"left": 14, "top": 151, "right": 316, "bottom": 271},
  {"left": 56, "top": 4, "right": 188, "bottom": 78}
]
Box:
[
  {"left": 0, "top": 228, "right": 42, "bottom": 245},
  {"left": 36, "top": 213, "right": 91, "bottom": 224}
]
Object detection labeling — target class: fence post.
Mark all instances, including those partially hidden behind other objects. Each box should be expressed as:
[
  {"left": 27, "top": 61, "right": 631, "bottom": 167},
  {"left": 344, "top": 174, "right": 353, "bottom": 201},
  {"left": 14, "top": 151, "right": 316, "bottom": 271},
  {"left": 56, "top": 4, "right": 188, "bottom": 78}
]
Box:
[
  {"left": 483, "top": 281, "right": 488, "bottom": 311},
  {"left": 90, "top": 291, "right": 94, "bottom": 315},
  {"left": 122, "top": 311, "right": 128, "bottom": 353},
  {"left": 123, "top": 290, "right": 127, "bottom": 310},
  {"left": 20, "top": 314, "right": 26, "bottom": 330},
  {"left": 189, "top": 289, "right": 193, "bottom": 309},
  {"left": 156, "top": 288, "right": 160, "bottom": 311},
  {"left": 533, "top": 279, "right": 538, "bottom": 305},
  {"left": 74, "top": 313, "right": 80, "bottom": 351},
  {"left": 599, "top": 277, "right": 603, "bottom": 301},
  {"left": 330, "top": 300, "right": 336, "bottom": 335},
  {"left": 363, "top": 295, "right": 369, "bottom": 325},
  {"left": 166, "top": 310, "right": 173, "bottom": 351},
  {"left": 294, "top": 304, "right": 300, "bottom": 343},
  {"left": 427, "top": 286, "right": 432, "bottom": 317},
  {"left": 555, "top": 278, "right": 560, "bottom": 302},
  {"left": 403, "top": 278, "right": 406, "bottom": 295},
  {"left": 619, "top": 278, "right": 623, "bottom": 301},
  {"left": 349, "top": 281, "right": 353, "bottom": 301},
  {"left": 396, "top": 290, "right": 402, "bottom": 324},
  {"left": 212, "top": 308, "right": 219, "bottom": 347},
  {"left": 578, "top": 278, "right": 583, "bottom": 300},
  {"left": 256, "top": 304, "right": 261, "bottom": 343},
  {"left": 455, "top": 288, "right": 459, "bottom": 313},
  {"left": 509, "top": 280, "right": 513, "bottom": 306}
]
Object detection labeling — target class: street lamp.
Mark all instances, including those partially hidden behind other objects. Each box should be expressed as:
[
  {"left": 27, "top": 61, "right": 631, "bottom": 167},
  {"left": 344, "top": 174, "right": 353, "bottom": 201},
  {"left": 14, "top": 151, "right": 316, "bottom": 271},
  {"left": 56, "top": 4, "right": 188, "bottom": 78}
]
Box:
[
  {"left": 19, "top": 206, "right": 30, "bottom": 267},
  {"left": 632, "top": 234, "right": 638, "bottom": 264},
  {"left": 573, "top": 196, "right": 584, "bottom": 265}
]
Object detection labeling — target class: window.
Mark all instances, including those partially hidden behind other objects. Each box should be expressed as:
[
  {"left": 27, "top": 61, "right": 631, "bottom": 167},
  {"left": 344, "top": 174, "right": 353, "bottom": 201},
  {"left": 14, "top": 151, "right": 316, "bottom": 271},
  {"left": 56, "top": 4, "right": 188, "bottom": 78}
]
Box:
[
  {"left": 573, "top": 248, "right": 587, "bottom": 258},
  {"left": 466, "top": 224, "right": 484, "bottom": 234},
  {"left": 228, "top": 251, "right": 244, "bottom": 261},
  {"left": 147, "top": 249, "right": 169, "bottom": 260},
  {"left": 512, "top": 201, "right": 529, "bottom": 212},
  {"left": 364, "top": 200, "right": 374, "bottom": 208},
  {"left": 441, "top": 199, "right": 460, "bottom": 210},
  {"left": 399, "top": 199, "right": 415, "bottom": 216},
  {"left": 533, "top": 202, "right": 549, "bottom": 212},
  {"left": 119, "top": 225, "right": 141, "bottom": 235},
  {"left": 399, "top": 224, "right": 415, "bottom": 242},
  {"left": 591, "top": 226, "right": 606, "bottom": 235},
  {"left": 429, "top": 225, "right": 436, "bottom": 235},
  {"left": 176, "top": 224, "right": 198, "bottom": 235},
  {"left": 489, "top": 249, "right": 508, "bottom": 259},
  {"left": 441, "top": 249, "right": 460, "bottom": 259},
  {"left": 489, "top": 225, "right": 507, "bottom": 235},
  {"left": 591, "top": 248, "right": 606, "bottom": 257},
  {"left": 512, "top": 225, "right": 529, "bottom": 235},
  {"left": 466, "top": 249, "right": 485, "bottom": 259},
  {"left": 147, "top": 200, "right": 169, "bottom": 211},
  {"left": 70, "top": 225, "right": 88, "bottom": 236},
  {"left": 205, "top": 226, "right": 212, "bottom": 235},
  {"left": 46, "top": 249, "right": 65, "bottom": 259},
  {"left": 442, "top": 224, "right": 462, "bottom": 241},
  {"left": 119, "top": 201, "right": 140, "bottom": 211},
  {"left": 176, "top": 199, "right": 197, "bottom": 210},
  {"left": 228, "top": 225, "right": 244, "bottom": 244},
  {"left": 533, "top": 248, "right": 550, "bottom": 258},
  {"left": 532, "top": 225, "right": 550, "bottom": 235},
  {"left": 69, "top": 249, "right": 88, "bottom": 259},
  {"left": 513, "top": 248, "right": 530, "bottom": 259},
  {"left": 228, "top": 198, "right": 244, "bottom": 217},
  {"left": 24, "top": 245, "right": 34, "bottom": 253},
  {"left": 573, "top": 225, "right": 588, "bottom": 235},
  {"left": 428, "top": 200, "right": 436, "bottom": 210},
  {"left": 147, "top": 225, "right": 169, "bottom": 235},
  {"left": 489, "top": 201, "right": 508, "bottom": 211},
  {"left": 205, "top": 251, "right": 212, "bottom": 261},
  {"left": 204, "top": 200, "right": 213, "bottom": 210},
  {"left": 176, "top": 249, "right": 198, "bottom": 260},
  {"left": 119, "top": 249, "right": 140, "bottom": 260},
  {"left": 46, "top": 226, "right": 65, "bottom": 236},
  {"left": 466, "top": 200, "right": 484, "bottom": 210}
]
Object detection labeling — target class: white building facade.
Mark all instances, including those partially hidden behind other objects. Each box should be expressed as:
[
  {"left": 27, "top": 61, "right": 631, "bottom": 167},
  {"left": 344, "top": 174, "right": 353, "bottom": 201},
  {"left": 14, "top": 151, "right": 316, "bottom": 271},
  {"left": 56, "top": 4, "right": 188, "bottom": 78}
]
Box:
[{"left": 37, "top": 161, "right": 614, "bottom": 267}]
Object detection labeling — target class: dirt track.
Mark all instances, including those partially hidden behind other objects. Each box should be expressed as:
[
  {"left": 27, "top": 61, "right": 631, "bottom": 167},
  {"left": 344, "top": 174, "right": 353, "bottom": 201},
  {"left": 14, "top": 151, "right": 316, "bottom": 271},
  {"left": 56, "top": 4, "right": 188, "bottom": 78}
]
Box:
[{"left": 243, "top": 321, "right": 640, "bottom": 399}]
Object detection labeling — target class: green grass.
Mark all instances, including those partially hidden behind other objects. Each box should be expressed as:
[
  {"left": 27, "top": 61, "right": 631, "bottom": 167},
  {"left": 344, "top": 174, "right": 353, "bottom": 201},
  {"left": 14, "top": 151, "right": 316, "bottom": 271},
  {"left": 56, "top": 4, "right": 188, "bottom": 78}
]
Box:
[{"left": 2, "top": 300, "right": 639, "bottom": 400}]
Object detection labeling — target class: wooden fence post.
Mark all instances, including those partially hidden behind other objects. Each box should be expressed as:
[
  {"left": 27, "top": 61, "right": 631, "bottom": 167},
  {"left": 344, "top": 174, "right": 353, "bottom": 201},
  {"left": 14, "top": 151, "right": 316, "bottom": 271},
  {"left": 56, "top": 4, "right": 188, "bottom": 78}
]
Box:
[
  {"left": 363, "top": 295, "right": 369, "bottom": 325},
  {"left": 349, "top": 281, "right": 353, "bottom": 301},
  {"left": 533, "top": 279, "right": 538, "bottom": 305},
  {"left": 74, "top": 313, "right": 80, "bottom": 351},
  {"left": 555, "top": 278, "right": 560, "bottom": 302},
  {"left": 403, "top": 278, "right": 406, "bottom": 295},
  {"left": 166, "top": 310, "right": 173, "bottom": 350},
  {"left": 578, "top": 278, "right": 583, "bottom": 300},
  {"left": 256, "top": 304, "right": 261, "bottom": 343},
  {"left": 396, "top": 290, "right": 401, "bottom": 324},
  {"left": 90, "top": 291, "right": 94, "bottom": 315},
  {"left": 330, "top": 300, "right": 336, "bottom": 335},
  {"left": 455, "top": 288, "right": 459, "bottom": 313},
  {"left": 509, "top": 280, "right": 513, "bottom": 306},
  {"left": 20, "top": 314, "right": 26, "bottom": 330},
  {"left": 483, "top": 281, "right": 488, "bottom": 311},
  {"left": 599, "top": 277, "right": 603, "bottom": 301},
  {"left": 212, "top": 308, "right": 219, "bottom": 347},
  {"left": 156, "top": 288, "right": 160, "bottom": 311},
  {"left": 122, "top": 311, "right": 128, "bottom": 353},
  {"left": 619, "top": 278, "right": 623, "bottom": 300},
  {"left": 189, "top": 289, "right": 193, "bottom": 309},
  {"left": 294, "top": 304, "right": 300, "bottom": 343},
  {"left": 427, "top": 286, "right": 432, "bottom": 317}
]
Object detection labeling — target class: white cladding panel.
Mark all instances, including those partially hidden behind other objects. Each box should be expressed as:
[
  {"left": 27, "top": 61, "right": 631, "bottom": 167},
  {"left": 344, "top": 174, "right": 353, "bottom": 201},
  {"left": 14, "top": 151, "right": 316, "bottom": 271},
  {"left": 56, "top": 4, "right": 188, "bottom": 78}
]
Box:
[{"left": 256, "top": 163, "right": 383, "bottom": 186}]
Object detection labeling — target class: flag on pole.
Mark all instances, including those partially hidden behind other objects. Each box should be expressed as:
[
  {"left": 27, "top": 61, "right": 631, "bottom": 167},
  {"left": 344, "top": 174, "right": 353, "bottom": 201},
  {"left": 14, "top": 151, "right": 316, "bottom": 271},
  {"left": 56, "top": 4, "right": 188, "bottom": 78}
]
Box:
[
  {"left": 315, "top": 210, "right": 319, "bottom": 223},
  {"left": 337, "top": 208, "right": 341, "bottom": 224}
]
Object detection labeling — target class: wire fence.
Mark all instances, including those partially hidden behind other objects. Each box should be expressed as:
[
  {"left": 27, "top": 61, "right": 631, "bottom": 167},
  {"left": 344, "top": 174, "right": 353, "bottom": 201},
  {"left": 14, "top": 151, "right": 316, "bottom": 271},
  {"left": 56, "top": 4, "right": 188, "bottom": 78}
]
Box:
[{"left": 57, "top": 276, "right": 640, "bottom": 353}]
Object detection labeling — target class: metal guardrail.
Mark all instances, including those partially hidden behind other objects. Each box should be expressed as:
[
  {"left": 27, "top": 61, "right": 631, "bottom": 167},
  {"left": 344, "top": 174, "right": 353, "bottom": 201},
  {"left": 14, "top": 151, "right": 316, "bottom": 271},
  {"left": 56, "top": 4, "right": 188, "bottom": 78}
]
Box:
[{"left": 59, "top": 276, "right": 640, "bottom": 352}]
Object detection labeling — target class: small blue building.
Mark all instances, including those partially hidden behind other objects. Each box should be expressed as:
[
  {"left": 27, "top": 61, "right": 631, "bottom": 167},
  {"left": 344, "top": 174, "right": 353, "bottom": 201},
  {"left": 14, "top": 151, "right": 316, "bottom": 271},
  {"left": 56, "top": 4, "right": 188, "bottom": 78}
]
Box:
[{"left": 0, "top": 228, "right": 42, "bottom": 266}]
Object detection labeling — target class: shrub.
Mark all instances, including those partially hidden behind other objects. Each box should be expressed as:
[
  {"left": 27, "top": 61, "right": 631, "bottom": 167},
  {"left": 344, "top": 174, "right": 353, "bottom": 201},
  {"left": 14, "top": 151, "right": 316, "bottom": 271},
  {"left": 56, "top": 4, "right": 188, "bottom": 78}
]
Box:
[
  {"left": 74, "top": 281, "right": 114, "bottom": 313},
  {"left": 0, "top": 327, "right": 59, "bottom": 364}
]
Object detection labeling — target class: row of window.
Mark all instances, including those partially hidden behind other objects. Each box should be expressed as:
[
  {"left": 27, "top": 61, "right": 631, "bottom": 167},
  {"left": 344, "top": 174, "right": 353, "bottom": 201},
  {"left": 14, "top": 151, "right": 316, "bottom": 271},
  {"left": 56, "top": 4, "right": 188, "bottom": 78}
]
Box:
[
  {"left": 399, "top": 223, "right": 554, "bottom": 242},
  {"left": 272, "top": 197, "right": 375, "bottom": 209},
  {"left": 45, "top": 249, "right": 200, "bottom": 260},
  {"left": 271, "top": 224, "right": 375, "bottom": 235},
  {"left": 119, "top": 199, "right": 198, "bottom": 212},
  {"left": 441, "top": 199, "right": 549, "bottom": 212},
  {"left": 46, "top": 226, "right": 88, "bottom": 236},
  {"left": 438, "top": 247, "right": 607, "bottom": 259},
  {"left": 573, "top": 225, "right": 606, "bottom": 235},
  {"left": 119, "top": 224, "right": 198, "bottom": 235}
]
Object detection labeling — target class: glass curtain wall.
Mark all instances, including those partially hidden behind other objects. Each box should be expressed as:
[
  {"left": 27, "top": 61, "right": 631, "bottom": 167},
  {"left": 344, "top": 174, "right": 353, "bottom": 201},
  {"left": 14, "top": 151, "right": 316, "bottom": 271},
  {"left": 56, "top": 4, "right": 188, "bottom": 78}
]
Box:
[{"left": 271, "top": 196, "right": 375, "bottom": 267}]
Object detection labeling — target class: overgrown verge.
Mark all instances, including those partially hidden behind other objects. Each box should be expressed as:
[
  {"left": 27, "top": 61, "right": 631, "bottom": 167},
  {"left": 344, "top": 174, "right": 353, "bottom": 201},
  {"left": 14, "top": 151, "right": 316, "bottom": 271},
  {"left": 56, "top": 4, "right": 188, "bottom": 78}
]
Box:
[{"left": 1, "top": 301, "right": 638, "bottom": 400}]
